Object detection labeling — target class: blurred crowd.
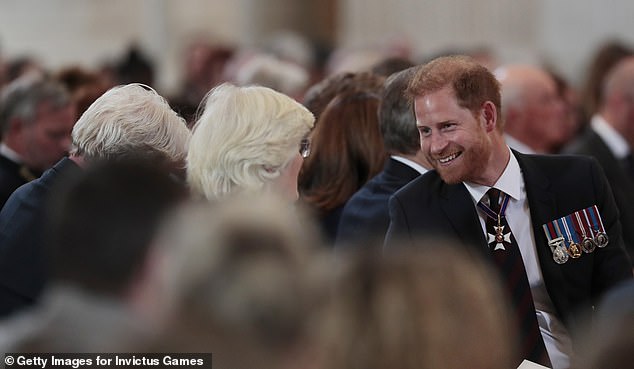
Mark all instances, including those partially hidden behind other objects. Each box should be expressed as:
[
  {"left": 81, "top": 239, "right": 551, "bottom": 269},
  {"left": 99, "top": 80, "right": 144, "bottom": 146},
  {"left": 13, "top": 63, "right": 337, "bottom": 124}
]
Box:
[{"left": 0, "top": 32, "right": 633, "bottom": 369}]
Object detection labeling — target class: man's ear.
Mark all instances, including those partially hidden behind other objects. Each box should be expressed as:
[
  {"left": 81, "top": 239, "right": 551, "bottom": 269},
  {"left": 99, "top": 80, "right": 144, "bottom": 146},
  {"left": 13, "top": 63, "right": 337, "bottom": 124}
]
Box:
[
  {"left": 4, "top": 117, "right": 26, "bottom": 143},
  {"left": 481, "top": 101, "right": 498, "bottom": 132}
]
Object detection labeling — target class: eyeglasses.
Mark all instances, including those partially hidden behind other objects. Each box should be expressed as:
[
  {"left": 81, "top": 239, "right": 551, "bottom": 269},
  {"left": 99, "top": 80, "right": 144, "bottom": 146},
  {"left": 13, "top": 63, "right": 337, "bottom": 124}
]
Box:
[{"left": 299, "top": 138, "right": 311, "bottom": 158}]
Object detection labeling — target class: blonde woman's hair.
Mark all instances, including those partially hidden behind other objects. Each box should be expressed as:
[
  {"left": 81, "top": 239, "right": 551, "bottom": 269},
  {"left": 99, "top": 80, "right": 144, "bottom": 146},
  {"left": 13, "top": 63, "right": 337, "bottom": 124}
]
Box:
[{"left": 187, "top": 83, "right": 314, "bottom": 199}]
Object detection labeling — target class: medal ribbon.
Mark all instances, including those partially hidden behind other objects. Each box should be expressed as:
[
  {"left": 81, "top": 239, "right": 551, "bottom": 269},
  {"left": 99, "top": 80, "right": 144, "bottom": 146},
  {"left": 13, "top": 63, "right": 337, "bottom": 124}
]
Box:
[
  {"left": 582, "top": 208, "right": 596, "bottom": 238},
  {"left": 563, "top": 216, "right": 580, "bottom": 244},
  {"left": 589, "top": 205, "right": 606, "bottom": 233},
  {"left": 477, "top": 190, "right": 510, "bottom": 222},
  {"left": 542, "top": 221, "right": 560, "bottom": 244},
  {"left": 572, "top": 212, "right": 587, "bottom": 239}
]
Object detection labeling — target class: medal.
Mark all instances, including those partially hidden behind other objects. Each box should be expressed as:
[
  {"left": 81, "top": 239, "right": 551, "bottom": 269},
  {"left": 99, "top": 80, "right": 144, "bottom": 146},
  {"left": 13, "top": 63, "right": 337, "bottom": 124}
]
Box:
[
  {"left": 575, "top": 211, "right": 596, "bottom": 253},
  {"left": 553, "top": 245, "right": 569, "bottom": 264},
  {"left": 581, "top": 237, "right": 596, "bottom": 253},
  {"left": 586, "top": 206, "right": 609, "bottom": 248},
  {"left": 478, "top": 191, "right": 512, "bottom": 252},
  {"left": 561, "top": 216, "right": 582, "bottom": 258},
  {"left": 595, "top": 231, "right": 609, "bottom": 248},
  {"left": 548, "top": 237, "right": 569, "bottom": 264},
  {"left": 543, "top": 236, "right": 568, "bottom": 265},
  {"left": 568, "top": 242, "right": 582, "bottom": 258}
]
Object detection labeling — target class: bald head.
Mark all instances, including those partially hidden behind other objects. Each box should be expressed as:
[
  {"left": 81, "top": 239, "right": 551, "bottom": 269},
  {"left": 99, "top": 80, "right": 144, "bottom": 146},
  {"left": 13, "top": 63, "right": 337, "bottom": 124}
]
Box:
[
  {"left": 494, "top": 65, "right": 567, "bottom": 153},
  {"left": 600, "top": 56, "right": 634, "bottom": 144}
]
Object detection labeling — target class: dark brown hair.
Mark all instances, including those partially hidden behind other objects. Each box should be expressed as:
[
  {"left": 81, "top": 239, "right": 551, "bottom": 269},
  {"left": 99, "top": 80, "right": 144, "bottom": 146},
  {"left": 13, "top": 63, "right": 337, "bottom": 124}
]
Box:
[
  {"left": 299, "top": 91, "right": 387, "bottom": 212},
  {"left": 303, "top": 72, "right": 384, "bottom": 121}
]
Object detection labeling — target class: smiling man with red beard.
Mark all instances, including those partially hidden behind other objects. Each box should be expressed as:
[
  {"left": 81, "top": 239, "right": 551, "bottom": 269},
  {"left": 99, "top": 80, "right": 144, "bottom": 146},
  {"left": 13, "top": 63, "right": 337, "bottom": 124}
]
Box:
[{"left": 384, "top": 55, "right": 632, "bottom": 369}]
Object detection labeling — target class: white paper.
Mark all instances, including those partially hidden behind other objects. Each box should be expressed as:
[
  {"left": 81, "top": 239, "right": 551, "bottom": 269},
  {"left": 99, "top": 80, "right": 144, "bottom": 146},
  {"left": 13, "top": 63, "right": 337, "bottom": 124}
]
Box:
[{"left": 517, "top": 359, "right": 550, "bottom": 369}]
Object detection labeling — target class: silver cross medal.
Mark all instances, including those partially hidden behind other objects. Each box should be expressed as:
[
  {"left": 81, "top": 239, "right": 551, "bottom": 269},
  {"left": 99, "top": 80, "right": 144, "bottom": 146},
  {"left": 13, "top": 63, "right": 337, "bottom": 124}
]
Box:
[{"left": 487, "top": 214, "right": 511, "bottom": 251}]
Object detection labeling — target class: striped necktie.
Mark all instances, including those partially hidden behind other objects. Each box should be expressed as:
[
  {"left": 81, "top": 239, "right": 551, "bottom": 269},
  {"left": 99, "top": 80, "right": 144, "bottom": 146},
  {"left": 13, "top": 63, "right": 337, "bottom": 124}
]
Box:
[{"left": 478, "top": 188, "right": 551, "bottom": 367}]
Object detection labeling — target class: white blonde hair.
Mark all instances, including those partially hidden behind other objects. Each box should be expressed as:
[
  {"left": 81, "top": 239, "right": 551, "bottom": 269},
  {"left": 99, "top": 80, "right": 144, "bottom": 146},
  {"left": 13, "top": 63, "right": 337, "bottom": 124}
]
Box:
[
  {"left": 187, "top": 83, "right": 314, "bottom": 199},
  {"left": 71, "top": 84, "right": 190, "bottom": 166}
]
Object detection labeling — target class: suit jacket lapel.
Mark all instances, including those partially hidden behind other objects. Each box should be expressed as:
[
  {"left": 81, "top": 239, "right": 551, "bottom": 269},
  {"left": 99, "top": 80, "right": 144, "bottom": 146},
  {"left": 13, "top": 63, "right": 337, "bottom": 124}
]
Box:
[
  {"left": 515, "top": 152, "right": 569, "bottom": 311},
  {"left": 439, "top": 182, "right": 490, "bottom": 257}
]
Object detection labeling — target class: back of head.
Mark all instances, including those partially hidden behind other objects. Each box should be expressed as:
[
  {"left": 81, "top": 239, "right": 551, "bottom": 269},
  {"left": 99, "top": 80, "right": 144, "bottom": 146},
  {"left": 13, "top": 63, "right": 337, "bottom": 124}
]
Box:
[
  {"left": 303, "top": 71, "right": 385, "bottom": 120},
  {"left": 379, "top": 66, "right": 421, "bottom": 156},
  {"left": 319, "top": 243, "right": 515, "bottom": 369},
  {"left": 300, "top": 91, "right": 386, "bottom": 212},
  {"left": 155, "top": 194, "right": 321, "bottom": 368},
  {"left": 70, "top": 83, "right": 190, "bottom": 169},
  {"left": 0, "top": 73, "right": 71, "bottom": 137},
  {"left": 187, "top": 83, "right": 314, "bottom": 200},
  {"left": 407, "top": 55, "right": 502, "bottom": 126},
  {"left": 233, "top": 54, "right": 309, "bottom": 98},
  {"left": 370, "top": 56, "right": 416, "bottom": 78},
  {"left": 46, "top": 160, "right": 186, "bottom": 296},
  {"left": 114, "top": 46, "right": 155, "bottom": 86}
]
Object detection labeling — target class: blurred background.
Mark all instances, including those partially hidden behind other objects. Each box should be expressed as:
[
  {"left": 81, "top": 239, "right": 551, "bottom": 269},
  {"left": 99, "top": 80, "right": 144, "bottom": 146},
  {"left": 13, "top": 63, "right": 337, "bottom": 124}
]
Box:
[{"left": 0, "top": 0, "right": 632, "bottom": 95}]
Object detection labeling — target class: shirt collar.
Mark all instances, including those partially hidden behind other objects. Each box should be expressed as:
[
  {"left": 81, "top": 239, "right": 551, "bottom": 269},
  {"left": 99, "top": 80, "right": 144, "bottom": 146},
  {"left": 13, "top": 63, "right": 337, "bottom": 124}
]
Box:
[
  {"left": 391, "top": 155, "right": 428, "bottom": 175},
  {"left": 463, "top": 146, "right": 522, "bottom": 204},
  {"left": 504, "top": 133, "right": 537, "bottom": 154},
  {"left": 0, "top": 143, "right": 23, "bottom": 164},
  {"left": 591, "top": 114, "right": 630, "bottom": 159}
]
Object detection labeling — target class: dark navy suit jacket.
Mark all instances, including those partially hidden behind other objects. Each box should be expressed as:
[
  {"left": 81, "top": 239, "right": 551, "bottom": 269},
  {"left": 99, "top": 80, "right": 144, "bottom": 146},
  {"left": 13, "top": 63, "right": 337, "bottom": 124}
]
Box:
[
  {"left": 386, "top": 151, "right": 632, "bottom": 333},
  {"left": 336, "top": 158, "right": 422, "bottom": 247},
  {"left": 0, "top": 154, "right": 30, "bottom": 210},
  {"left": 0, "top": 157, "right": 81, "bottom": 318}
]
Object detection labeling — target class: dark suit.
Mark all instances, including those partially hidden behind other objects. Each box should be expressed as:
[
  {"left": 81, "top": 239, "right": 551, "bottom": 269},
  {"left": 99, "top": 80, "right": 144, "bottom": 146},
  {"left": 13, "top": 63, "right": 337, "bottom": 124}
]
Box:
[
  {"left": 0, "top": 157, "right": 81, "bottom": 318},
  {"left": 564, "top": 128, "right": 634, "bottom": 261},
  {"left": 336, "top": 158, "right": 421, "bottom": 246},
  {"left": 386, "top": 151, "right": 632, "bottom": 334},
  {"left": 0, "top": 154, "right": 37, "bottom": 210}
]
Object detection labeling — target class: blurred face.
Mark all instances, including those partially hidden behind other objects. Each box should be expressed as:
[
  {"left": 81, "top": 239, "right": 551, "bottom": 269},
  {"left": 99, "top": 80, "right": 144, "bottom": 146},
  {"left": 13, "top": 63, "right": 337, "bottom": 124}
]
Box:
[
  {"left": 21, "top": 102, "right": 76, "bottom": 171},
  {"left": 521, "top": 75, "right": 568, "bottom": 150},
  {"left": 620, "top": 90, "right": 634, "bottom": 145},
  {"left": 415, "top": 87, "right": 492, "bottom": 185}
]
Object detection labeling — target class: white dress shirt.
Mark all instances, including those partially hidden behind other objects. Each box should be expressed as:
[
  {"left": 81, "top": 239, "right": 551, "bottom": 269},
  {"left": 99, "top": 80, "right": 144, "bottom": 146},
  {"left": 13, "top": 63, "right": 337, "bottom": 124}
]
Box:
[
  {"left": 391, "top": 155, "right": 428, "bottom": 175},
  {"left": 0, "top": 143, "right": 23, "bottom": 164},
  {"left": 504, "top": 134, "right": 537, "bottom": 154},
  {"left": 463, "top": 147, "right": 574, "bottom": 369},
  {"left": 591, "top": 114, "right": 630, "bottom": 159}
]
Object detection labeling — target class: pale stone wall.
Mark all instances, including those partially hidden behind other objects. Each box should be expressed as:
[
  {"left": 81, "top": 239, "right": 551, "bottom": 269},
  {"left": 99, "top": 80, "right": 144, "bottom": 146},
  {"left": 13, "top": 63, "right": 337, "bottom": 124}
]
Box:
[{"left": 0, "top": 0, "right": 632, "bottom": 92}]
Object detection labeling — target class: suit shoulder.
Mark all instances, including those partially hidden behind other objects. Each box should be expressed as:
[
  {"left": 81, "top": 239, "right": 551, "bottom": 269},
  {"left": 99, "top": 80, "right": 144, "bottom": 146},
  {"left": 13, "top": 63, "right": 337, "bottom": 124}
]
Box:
[
  {"left": 561, "top": 128, "right": 599, "bottom": 154},
  {"left": 392, "top": 170, "right": 442, "bottom": 201},
  {"left": 521, "top": 152, "right": 600, "bottom": 173}
]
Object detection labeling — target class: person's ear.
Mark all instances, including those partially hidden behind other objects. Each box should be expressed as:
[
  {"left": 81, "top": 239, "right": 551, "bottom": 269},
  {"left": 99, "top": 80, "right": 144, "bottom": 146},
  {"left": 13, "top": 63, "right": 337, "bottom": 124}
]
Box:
[{"left": 481, "top": 101, "right": 498, "bottom": 132}]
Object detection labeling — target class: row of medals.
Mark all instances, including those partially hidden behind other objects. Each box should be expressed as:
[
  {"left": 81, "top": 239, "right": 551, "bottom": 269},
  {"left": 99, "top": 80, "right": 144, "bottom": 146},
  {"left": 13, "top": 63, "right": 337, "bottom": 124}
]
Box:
[{"left": 550, "top": 231, "right": 608, "bottom": 264}]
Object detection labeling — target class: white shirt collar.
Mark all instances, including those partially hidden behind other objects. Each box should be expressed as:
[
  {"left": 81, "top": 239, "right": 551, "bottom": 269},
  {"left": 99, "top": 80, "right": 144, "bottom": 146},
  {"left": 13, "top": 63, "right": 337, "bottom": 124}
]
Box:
[
  {"left": 0, "top": 143, "right": 23, "bottom": 164},
  {"left": 591, "top": 114, "right": 630, "bottom": 159},
  {"left": 391, "top": 155, "right": 428, "bottom": 175},
  {"left": 463, "top": 146, "right": 522, "bottom": 204},
  {"left": 504, "top": 133, "right": 537, "bottom": 154}
]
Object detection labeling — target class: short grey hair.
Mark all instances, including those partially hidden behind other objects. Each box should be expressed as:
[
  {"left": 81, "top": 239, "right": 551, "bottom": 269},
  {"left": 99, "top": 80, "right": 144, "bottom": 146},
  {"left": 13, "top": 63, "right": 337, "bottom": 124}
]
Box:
[
  {"left": 0, "top": 73, "right": 71, "bottom": 135},
  {"left": 187, "top": 83, "right": 314, "bottom": 199},
  {"left": 70, "top": 84, "right": 190, "bottom": 166}
]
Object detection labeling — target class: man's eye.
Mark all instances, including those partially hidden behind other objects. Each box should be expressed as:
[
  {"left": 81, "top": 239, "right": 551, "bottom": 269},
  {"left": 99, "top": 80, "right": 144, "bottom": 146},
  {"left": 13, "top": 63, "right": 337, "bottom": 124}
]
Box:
[
  {"left": 441, "top": 123, "right": 455, "bottom": 131},
  {"left": 419, "top": 127, "right": 431, "bottom": 137}
]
